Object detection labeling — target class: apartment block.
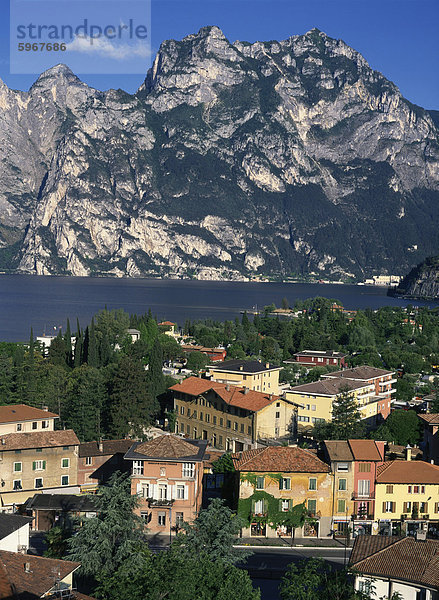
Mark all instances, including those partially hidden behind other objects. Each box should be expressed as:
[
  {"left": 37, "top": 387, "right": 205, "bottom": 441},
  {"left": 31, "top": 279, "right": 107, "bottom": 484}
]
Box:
[{"left": 207, "top": 360, "right": 282, "bottom": 394}]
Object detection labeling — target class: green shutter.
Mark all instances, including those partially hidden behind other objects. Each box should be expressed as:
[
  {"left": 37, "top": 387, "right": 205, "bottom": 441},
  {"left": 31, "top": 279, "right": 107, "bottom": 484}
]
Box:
[
  {"left": 32, "top": 461, "right": 36, "bottom": 471},
  {"left": 43, "top": 461, "right": 46, "bottom": 470}
]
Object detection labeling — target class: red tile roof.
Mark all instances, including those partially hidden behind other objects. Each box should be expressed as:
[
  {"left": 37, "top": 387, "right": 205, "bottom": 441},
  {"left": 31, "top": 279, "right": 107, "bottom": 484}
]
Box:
[
  {"left": 350, "top": 536, "right": 439, "bottom": 589},
  {"left": 348, "top": 439, "right": 383, "bottom": 461},
  {"left": 0, "top": 405, "right": 58, "bottom": 423},
  {"left": 288, "top": 378, "right": 366, "bottom": 396},
  {"left": 136, "top": 434, "right": 200, "bottom": 459},
  {"left": 170, "top": 377, "right": 279, "bottom": 412},
  {"left": 232, "top": 446, "right": 331, "bottom": 473},
  {"left": 376, "top": 460, "right": 439, "bottom": 484},
  {"left": 0, "top": 430, "right": 79, "bottom": 451},
  {"left": 0, "top": 550, "right": 79, "bottom": 597},
  {"left": 324, "top": 366, "right": 394, "bottom": 381},
  {"left": 419, "top": 413, "right": 439, "bottom": 425}
]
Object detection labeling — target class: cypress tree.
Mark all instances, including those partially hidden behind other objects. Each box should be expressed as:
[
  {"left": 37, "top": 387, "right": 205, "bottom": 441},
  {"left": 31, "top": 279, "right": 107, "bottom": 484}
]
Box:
[
  {"left": 146, "top": 339, "right": 165, "bottom": 402},
  {"left": 88, "top": 319, "right": 99, "bottom": 368},
  {"left": 64, "top": 319, "right": 73, "bottom": 368}
]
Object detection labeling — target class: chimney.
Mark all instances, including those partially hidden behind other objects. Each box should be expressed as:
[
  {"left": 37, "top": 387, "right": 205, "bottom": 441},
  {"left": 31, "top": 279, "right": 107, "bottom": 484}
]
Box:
[
  {"left": 243, "top": 387, "right": 249, "bottom": 395},
  {"left": 98, "top": 439, "right": 104, "bottom": 452},
  {"left": 42, "top": 406, "right": 48, "bottom": 411},
  {"left": 239, "top": 365, "right": 243, "bottom": 371},
  {"left": 265, "top": 363, "right": 269, "bottom": 369},
  {"left": 24, "top": 562, "right": 31, "bottom": 573},
  {"left": 226, "top": 384, "right": 230, "bottom": 392},
  {"left": 1, "top": 439, "right": 5, "bottom": 445},
  {"left": 406, "top": 445, "right": 412, "bottom": 461}
]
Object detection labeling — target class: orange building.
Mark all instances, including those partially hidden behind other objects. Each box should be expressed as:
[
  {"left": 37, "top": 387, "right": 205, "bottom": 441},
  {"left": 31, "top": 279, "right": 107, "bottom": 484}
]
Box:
[{"left": 124, "top": 435, "right": 208, "bottom": 535}]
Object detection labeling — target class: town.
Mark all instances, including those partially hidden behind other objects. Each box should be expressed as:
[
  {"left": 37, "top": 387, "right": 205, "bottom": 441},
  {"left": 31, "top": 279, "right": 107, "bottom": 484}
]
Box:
[{"left": 0, "top": 298, "right": 438, "bottom": 599}]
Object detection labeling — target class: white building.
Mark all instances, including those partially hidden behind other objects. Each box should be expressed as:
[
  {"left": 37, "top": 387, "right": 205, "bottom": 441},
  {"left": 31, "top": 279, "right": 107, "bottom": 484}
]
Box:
[{"left": 0, "top": 513, "right": 31, "bottom": 553}]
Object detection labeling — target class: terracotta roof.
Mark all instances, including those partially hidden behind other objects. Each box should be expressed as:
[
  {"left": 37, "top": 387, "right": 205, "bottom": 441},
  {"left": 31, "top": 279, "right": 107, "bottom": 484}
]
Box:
[
  {"left": 288, "top": 378, "right": 366, "bottom": 396},
  {"left": 324, "top": 366, "right": 394, "bottom": 381},
  {"left": 348, "top": 439, "right": 383, "bottom": 461},
  {"left": 232, "top": 446, "right": 331, "bottom": 473},
  {"left": 376, "top": 460, "right": 439, "bottom": 484},
  {"left": 0, "top": 430, "right": 79, "bottom": 451},
  {"left": 350, "top": 536, "right": 439, "bottom": 589},
  {"left": 79, "top": 439, "right": 134, "bottom": 458},
  {"left": 0, "top": 550, "right": 79, "bottom": 597},
  {"left": 203, "top": 449, "right": 225, "bottom": 468},
  {"left": 323, "top": 440, "right": 353, "bottom": 462},
  {"left": 419, "top": 413, "right": 439, "bottom": 425},
  {"left": 135, "top": 435, "right": 202, "bottom": 459},
  {"left": 207, "top": 360, "right": 280, "bottom": 373},
  {"left": 170, "top": 377, "right": 279, "bottom": 412},
  {"left": 0, "top": 405, "right": 58, "bottom": 424},
  {"left": 159, "top": 321, "right": 175, "bottom": 326},
  {"left": 0, "top": 561, "right": 13, "bottom": 599}
]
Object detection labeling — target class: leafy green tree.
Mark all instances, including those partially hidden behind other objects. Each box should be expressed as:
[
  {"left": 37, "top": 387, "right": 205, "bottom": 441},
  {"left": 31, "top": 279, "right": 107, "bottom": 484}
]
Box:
[
  {"left": 48, "top": 332, "right": 69, "bottom": 369},
  {"left": 44, "top": 525, "right": 72, "bottom": 558},
  {"left": 146, "top": 339, "right": 165, "bottom": 402},
  {"left": 372, "top": 409, "right": 422, "bottom": 446},
  {"left": 211, "top": 453, "right": 235, "bottom": 473},
  {"left": 175, "top": 498, "right": 248, "bottom": 567},
  {"left": 186, "top": 351, "right": 210, "bottom": 372},
  {"left": 64, "top": 365, "right": 105, "bottom": 441},
  {"left": 109, "top": 356, "right": 158, "bottom": 438},
  {"left": 330, "top": 388, "right": 365, "bottom": 440},
  {"left": 95, "top": 308, "right": 130, "bottom": 348},
  {"left": 395, "top": 376, "right": 415, "bottom": 403},
  {"left": 68, "top": 472, "right": 145, "bottom": 583},
  {"left": 281, "top": 297, "right": 290, "bottom": 310}
]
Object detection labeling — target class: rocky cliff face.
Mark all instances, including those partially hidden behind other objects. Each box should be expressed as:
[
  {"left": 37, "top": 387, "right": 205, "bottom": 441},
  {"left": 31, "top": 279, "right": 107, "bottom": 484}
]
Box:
[
  {"left": 394, "top": 256, "right": 439, "bottom": 299},
  {"left": 0, "top": 27, "right": 438, "bottom": 279}
]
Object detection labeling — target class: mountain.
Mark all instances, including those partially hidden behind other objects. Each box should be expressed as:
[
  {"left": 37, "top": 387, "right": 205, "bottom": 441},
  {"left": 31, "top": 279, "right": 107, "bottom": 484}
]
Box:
[
  {"left": 0, "top": 27, "right": 438, "bottom": 280},
  {"left": 393, "top": 256, "right": 439, "bottom": 299}
]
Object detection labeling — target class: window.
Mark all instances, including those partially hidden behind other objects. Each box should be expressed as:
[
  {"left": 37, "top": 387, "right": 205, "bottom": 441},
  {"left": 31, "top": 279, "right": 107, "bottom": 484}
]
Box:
[
  {"left": 256, "top": 476, "right": 265, "bottom": 490},
  {"left": 33, "top": 460, "right": 46, "bottom": 471},
  {"left": 240, "top": 423, "right": 244, "bottom": 433},
  {"left": 133, "top": 461, "right": 143, "bottom": 475},
  {"left": 179, "top": 422, "right": 184, "bottom": 434},
  {"left": 213, "top": 416, "right": 217, "bottom": 425},
  {"left": 15, "top": 450, "right": 21, "bottom": 454},
  {"left": 337, "top": 499, "right": 346, "bottom": 513},
  {"left": 311, "top": 405, "right": 316, "bottom": 411},
  {"left": 403, "top": 502, "right": 412, "bottom": 513},
  {"left": 158, "top": 484, "right": 167, "bottom": 500},
  {"left": 180, "top": 406, "right": 184, "bottom": 415},
  {"left": 32, "top": 422, "right": 38, "bottom": 430},
  {"left": 227, "top": 420, "right": 231, "bottom": 429},
  {"left": 338, "top": 479, "right": 347, "bottom": 491},
  {"left": 337, "top": 463, "right": 349, "bottom": 472},
  {"left": 140, "top": 511, "right": 150, "bottom": 523},
  {"left": 35, "top": 478, "right": 43, "bottom": 489},
  {"left": 61, "top": 458, "right": 70, "bottom": 468},
  {"left": 141, "top": 483, "right": 150, "bottom": 498},
  {"left": 358, "top": 580, "right": 372, "bottom": 595},
  {"left": 199, "top": 412, "right": 203, "bottom": 422},
  {"left": 281, "top": 499, "right": 290, "bottom": 512},
  {"left": 298, "top": 416, "right": 310, "bottom": 422},
  {"left": 158, "top": 512, "right": 166, "bottom": 526},
  {"left": 384, "top": 501, "right": 395, "bottom": 513},
  {"left": 13, "top": 480, "right": 22, "bottom": 490},
  {"left": 206, "top": 413, "right": 210, "bottom": 423},
  {"left": 275, "top": 412, "right": 280, "bottom": 419},
  {"left": 63, "top": 446, "right": 70, "bottom": 451},
  {"left": 13, "top": 462, "right": 22, "bottom": 472},
  {"left": 279, "top": 478, "right": 291, "bottom": 490},
  {"left": 219, "top": 435, "right": 223, "bottom": 448},
  {"left": 276, "top": 402, "right": 280, "bottom": 407},
  {"left": 16, "top": 424, "right": 22, "bottom": 432},
  {"left": 358, "top": 480, "right": 370, "bottom": 497},
  {"left": 420, "top": 502, "right": 429, "bottom": 513},
  {"left": 254, "top": 499, "right": 265, "bottom": 514},
  {"left": 408, "top": 486, "right": 412, "bottom": 494},
  {"left": 193, "top": 427, "right": 197, "bottom": 438},
  {"left": 358, "top": 463, "right": 371, "bottom": 473},
  {"left": 309, "top": 478, "right": 317, "bottom": 491},
  {"left": 176, "top": 485, "right": 185, "bottom": 499},
  {"left": 182, "top": 463, "right": 195, "bottom": 478},
  {"left": 414, "top": 485, "right": 419, "bottom": 494},
  {"left": 186, "top": 425, "right": 190, "bottom": 435},
  {"left": 176, "top": 512, "right": 184, "bottom": 527},
  {"left": 248, "top": 426, "right": 252, "bottom": 435},
  {"left": 187, "top": 409, "right": 190, "bottom": 418},
  {"left": 160, "top": 467, "right": 166, "bottom": 476},
  {"left": 386, "top": 485, "right": 393, "bottom": 494},
  {"left": 61, "top": 475, "right": 69, "bottom": 486},
  {"left": 220, "top": 418, "right": 223, "bottom": 427},
  {"left": 36, "top": 448, "right": 42, "bottom": 453},
  {"left": 307, "top": 499, "right": 317, "bottom": 514},
  {"left": 42, "top": 420, "right": 49, "bottom": 429},
  {"left": 233, "top": 422, "right": 237, "bottom": 431}
]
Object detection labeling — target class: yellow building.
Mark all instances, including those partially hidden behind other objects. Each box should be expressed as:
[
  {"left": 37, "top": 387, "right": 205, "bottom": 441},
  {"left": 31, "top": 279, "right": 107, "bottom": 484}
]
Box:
[
  {"left": 285, "top": 376, "right": 383, "bottom": 430},
  {"left": 170, "top": 377, "right": 298, "bottom": 452},
  {"left": 207, "top": 360, "right": 281, "bottom": 395},
  {"left": 0, "top": 405, "right": 58, "bottom": 435},
  {"left": 374, "top": 458, "right": 439, "bottom": 537},
  {"left": 323, "top": 440, "right": 356, "bottom": 536},
  {"left": 0, "top": 430, "right": 80, "bottom": 509},
  {"left": 232, "top": 446, "right": 333, "bottom": 539}
]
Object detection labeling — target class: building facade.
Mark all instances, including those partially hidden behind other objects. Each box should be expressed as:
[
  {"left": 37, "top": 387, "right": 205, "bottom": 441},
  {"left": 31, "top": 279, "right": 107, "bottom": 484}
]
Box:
[
  {"left": 78, "top": 439, "right": 133, "bottom": 492},
  {"left": 0, "top": 405, "right": 58, "bottom": 436},
  {"left": 170, "top": 377, "right": 297, "bottom": 452},
  {"left": 232, "top": 446, "right": 333, "bottom": 539},
  {"left": 207, "top": 360, "right": 282, "bottom": 395},
  {"left": 290, "top": 350, "right": 347, "bottom": 368},
  {"left": 420, "top": 414, "right": 439, "bottom": 465},
  {"left": 125, "top": 435, "right": 207, "bottom": 535}
]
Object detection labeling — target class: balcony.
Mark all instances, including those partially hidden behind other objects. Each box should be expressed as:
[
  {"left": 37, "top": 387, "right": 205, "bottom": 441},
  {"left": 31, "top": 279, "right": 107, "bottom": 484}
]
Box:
[
  {"left": 148, "top": 498, "right": 175, "bottom": 508},
  {"left": 352, "top": 492, "right": 374, "bottom": 500},
  {"left": 379, "top": 378, "right": 397, "bottom": 386}
]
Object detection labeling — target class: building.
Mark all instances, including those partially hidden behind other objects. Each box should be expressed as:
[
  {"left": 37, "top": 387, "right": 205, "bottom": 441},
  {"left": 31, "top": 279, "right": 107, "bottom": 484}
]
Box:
[
  {"left": 419, "top": 414, "right": 439, "bottom": 465},
  {"left": 158, "top": 321, "right": 178, "bottom": 338},
  {"left": 0, "top": 550, "right": 85, "bottom": 599},
  {"left": 285, "top": 377, "right": 378, "bottom": 430},
  {"left": 181, "top": 344, "right": 227, "bottom": 362},
  {"left": 0, "top": 430, "right": 80, "bottom": 509},
  {"left": 323, "top": 366, "right": 396, "bottom": 421},
  {"left": 0, "top": 513, "right": 31, "bottom": 552},
  {"left": 24, "top": 493, "right": 97, "bottom": 531},
  {"left": 126, "top": 328, "right": 141, "bottom": 342},
  {"left": 322, "top": 439, "right": 385, "bottom": 537},
  {"left": 374, "top": 457, "right": 439, "bottom": 537},
  {"left": 350, "top": 536, "right": 439, "bottom": 600},
  {"left": 207, "top": 360, "right": 282, "bottom": 395},
  {"left": 78, "top": 439, "right": 134, "bottom": 492},
  {"left": 289, "top": 350, "right": 347, "bottom": 369},
  {"left": 232, "top": 446, "right": 333, "bottom": 539},
  {"left": 0, "top": 405, "right": 58, "bottom": 435},
  {"left": 170, "top": 377, "right": 298, "bottom": 452},
  {"left": 124, "top": 434, "right": 208, "bottom": 535}
]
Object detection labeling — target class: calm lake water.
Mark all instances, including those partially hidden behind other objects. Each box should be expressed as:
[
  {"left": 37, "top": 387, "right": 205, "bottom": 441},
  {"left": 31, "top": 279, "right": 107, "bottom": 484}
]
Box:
[{"left": 0, "top": 274, "right": 435, "bottom": 342}]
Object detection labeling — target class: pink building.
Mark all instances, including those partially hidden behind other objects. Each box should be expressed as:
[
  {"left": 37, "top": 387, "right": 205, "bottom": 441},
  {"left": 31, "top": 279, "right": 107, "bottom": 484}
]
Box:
[
  {"left": 124, "top": 435, "right": 208, "bottom": 534},
  {"left": 350, "top": 440, "right": 385, "bottom": 529}
]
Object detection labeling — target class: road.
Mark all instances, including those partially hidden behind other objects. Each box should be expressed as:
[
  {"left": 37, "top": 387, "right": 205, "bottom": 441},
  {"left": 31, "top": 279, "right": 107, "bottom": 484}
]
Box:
[{"left": 236, "top": 546, "right": 351, "bottom": 600}]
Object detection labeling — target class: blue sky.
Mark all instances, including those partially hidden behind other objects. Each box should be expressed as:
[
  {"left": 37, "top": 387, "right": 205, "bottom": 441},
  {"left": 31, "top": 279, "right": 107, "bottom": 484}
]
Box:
[{"left": 1, "top": 0, "right": 438, "bottom": 109}]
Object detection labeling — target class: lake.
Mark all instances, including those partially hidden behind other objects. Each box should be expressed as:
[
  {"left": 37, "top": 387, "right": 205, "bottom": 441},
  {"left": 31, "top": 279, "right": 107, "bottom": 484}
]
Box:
[{"left": 0, "top": 274, "right": 435, "bottom": 342}]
